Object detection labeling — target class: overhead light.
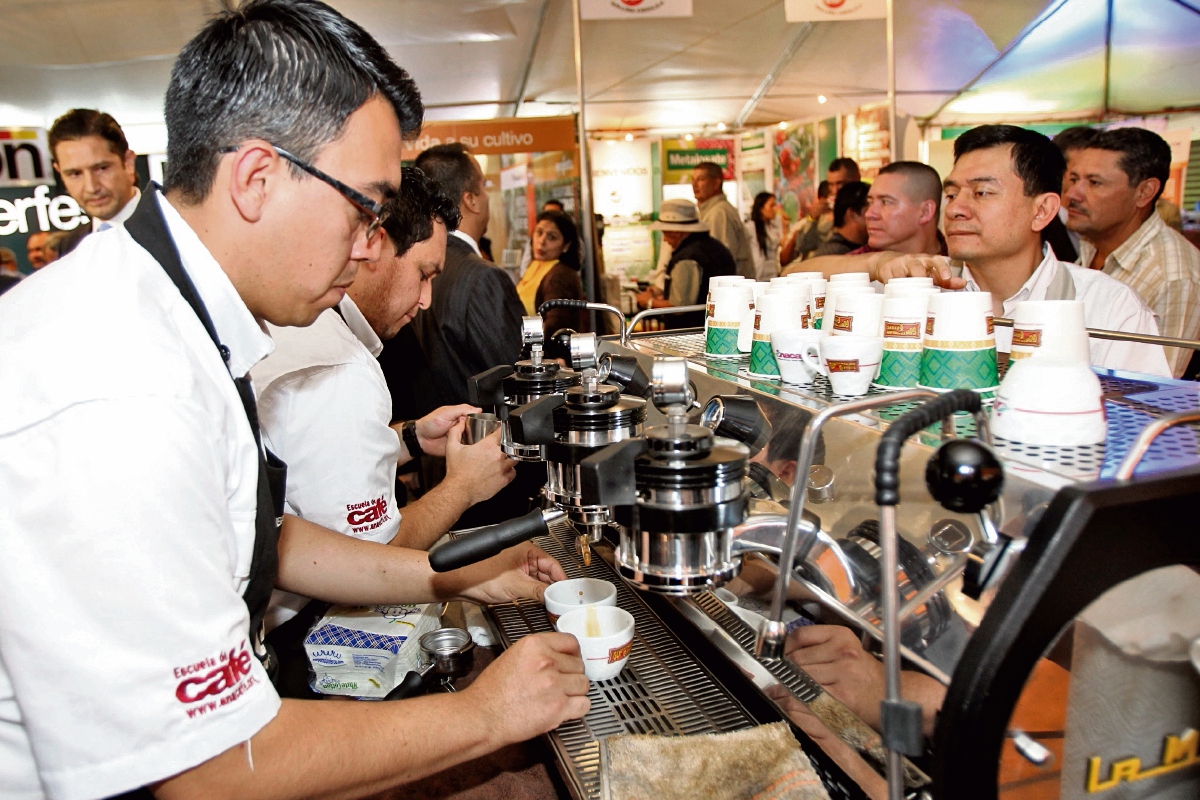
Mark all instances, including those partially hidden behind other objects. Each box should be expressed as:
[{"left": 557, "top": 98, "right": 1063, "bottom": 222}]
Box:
[
  {"left": 946, "top": 91, "right": 1058, "bottom": 115},
  {"left": 685, "top": 133, "right": 694, "bottom": 141},
  {"left": 716, "top": 122, "right": 727, "bottom": 132},
  {"left": 625, "top": 132, "right": 634, "bottom": 141},
  {"left": 818, "top": 95, "right": 827, "bottom": 104},
  {"left": 778, "top": 121, "right": 788, "bottom": 130}
]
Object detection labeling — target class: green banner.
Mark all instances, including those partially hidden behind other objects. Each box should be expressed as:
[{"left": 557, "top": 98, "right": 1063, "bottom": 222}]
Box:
[{"left": 665, "top": 148, "right": 729, "bottom": 171}]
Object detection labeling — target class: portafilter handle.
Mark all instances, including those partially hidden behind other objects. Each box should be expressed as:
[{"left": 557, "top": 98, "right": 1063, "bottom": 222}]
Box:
[
  {"left": 467, "top": 364, "right": 515, "bottom": 410},
  {"left": 429, "top": 508, "right": 567, "bottom": 572},
  {"left": 508, "top": 394, "right": 566, "bottom": 447},
  {"left": 599, "top": 354, "right": 652, "bottom": 398}
]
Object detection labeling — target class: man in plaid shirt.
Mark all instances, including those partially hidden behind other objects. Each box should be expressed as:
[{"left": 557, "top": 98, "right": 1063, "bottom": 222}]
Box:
[{"left": 1065, "top": 127, "right": 1200, "bottom": 378}]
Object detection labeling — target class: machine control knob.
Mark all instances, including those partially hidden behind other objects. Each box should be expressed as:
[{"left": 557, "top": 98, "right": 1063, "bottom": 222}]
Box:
[{"left": 925, "top": 439, "right": 1004, "bottom": 514}]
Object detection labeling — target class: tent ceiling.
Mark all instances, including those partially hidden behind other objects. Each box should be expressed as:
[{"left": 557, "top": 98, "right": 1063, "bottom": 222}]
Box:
[{"left": 0, "top": 0, "right": 1196, "bottom": 146}]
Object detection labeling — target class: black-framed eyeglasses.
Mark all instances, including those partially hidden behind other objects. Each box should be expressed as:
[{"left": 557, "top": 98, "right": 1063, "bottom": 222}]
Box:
[{"left": 219, "top": 143, "right": 388, "bottom": 242}]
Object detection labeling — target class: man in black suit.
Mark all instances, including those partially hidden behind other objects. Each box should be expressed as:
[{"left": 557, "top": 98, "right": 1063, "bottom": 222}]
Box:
[{"left": 409, "top": 143, "right": 524, "bottom": 407}]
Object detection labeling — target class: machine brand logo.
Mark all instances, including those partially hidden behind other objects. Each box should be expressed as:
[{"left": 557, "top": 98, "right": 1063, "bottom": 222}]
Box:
[
  {"left": 885, "top": 321, "right": 921, "bottom": 339},
  {"left": 1086, "top": 728, "right": 1200, "bottom": 792},
  {"left": 347, "top": 496, "right": 389, "bottom": 532},
  {"left": 1012, "top": 328, "right": 1042, "bottom": 347},
  {"left": 608, "top": 641, "right": 632, "bottom": 663},
  {"left": 174, "top": 641, "right": 258, "bottom": 716},
  {"left": 832, "top": 314, "right": 853, "bottom": 332},
  {"left": 827, "top": 359, "right": 860, "bottom": 373},
  {"left": 925, "top": 315, "right": 936, "bottom": 336}
]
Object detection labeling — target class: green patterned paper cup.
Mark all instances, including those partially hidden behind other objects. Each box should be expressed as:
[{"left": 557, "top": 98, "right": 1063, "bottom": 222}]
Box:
[
  {"left": 748, "top": 335, "right": 781, "bottom": 379},
  {"left": 919, "top": 342, "right": 998, "bottom": 394},
  {"left": 875, "top": 348, "right": 921, "bottom": 389},
  {"left": 706, "top": 320, "right": 741, "bottom": 358}
]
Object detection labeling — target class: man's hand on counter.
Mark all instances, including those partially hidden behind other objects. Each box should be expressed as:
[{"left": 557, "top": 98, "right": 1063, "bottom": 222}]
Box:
[
  {"left": 444, "top": 421, "right": 517, "bottom": 506},
  {"left": 875, "top": 252, "right": 964, "bottom": 290},
  {"left": 431, "top": 541, "right": 567, "bottom": 606},
  {"left": 467, "top": 633, "right": 591, "bottom": 746},
  {"left": 784, "top": 624, "right": 945, "bottom": 737}
]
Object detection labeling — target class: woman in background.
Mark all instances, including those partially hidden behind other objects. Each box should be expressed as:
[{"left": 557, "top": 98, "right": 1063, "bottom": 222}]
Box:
[
  {"left": 516, "top": 209, "right": 588, "bottom": 333},
  {"left": 747, "top": 191, "right": 784, "bottom": 280}
]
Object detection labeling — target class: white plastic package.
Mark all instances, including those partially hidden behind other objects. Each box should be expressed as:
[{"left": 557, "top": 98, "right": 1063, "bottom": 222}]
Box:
[{"left": 304, "top": 603, "right": 441, "bottom": 698}]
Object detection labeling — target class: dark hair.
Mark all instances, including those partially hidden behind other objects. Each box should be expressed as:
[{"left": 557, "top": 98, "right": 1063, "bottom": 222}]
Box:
[
  {"left": 694, "top": 161, "right": 723, "bottom": 181},
  {"left": 535, "top": 210, "right": 580, "bottom": 271},
  {"left": 1087, "top": 127, "right": 1172, "bottom": 204},
  {"left": 953, "top": 124, "right": 1064, "bottom": 197},
  {"left": 833, "top": 181, "right": 870, "bottom": 227},
  {"left": 1052, "top": 125, "right": 1099, "bottom": 155},
  {"left": 381, "top": 166, "right": 460, "bottom": 258},
  {"left": 542, "top": 199, "right": 565, "bottom": 212},
  {"left": 48, "top": 109, "right": 129, "bottom": 161},
  {"left": 163, "top": 0, "right": 422, "bottom": 203},
  {"left": 414, "top": 142, "right": 482, "bottom": 209},
  {"left": 816, "top": 179, "right": 831, "bottom": 199},
  {"left": 876, "top": 160, "right": 942, "bottom": 217},
  {"left": 751, "top": 192, "right": 775, "bottom": 257},
  {"left": 828, "top": 157, "right": 860, "bottom": 178}
]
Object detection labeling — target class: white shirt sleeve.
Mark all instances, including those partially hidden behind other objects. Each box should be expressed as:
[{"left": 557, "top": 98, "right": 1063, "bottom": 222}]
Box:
[
  {"left": 0, "top": 396, "right": 280, "bottom": 800},
  {"left": 1084, "top": 284, "right": 1173, "bottom": 377}
]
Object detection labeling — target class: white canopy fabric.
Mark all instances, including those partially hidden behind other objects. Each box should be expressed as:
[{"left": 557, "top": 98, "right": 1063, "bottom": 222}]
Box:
[{"left": 0, "top": 0, "right": 1196, "bottom": 146}]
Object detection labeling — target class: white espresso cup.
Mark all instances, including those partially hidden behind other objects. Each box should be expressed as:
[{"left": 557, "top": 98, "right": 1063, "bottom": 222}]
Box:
[
  {"left": 544, "top": 577, "right": 618, "bottom": 624},
  {"left": 990, "top": 358, "right": 1105, "bottom": 446},
  {"left": 1007, "top": 300, "right": 1089, "bottom": 364},
  {"left": 830, "top": 291, "right": 884, "bottom": 337},
  {"left": 772, "top": 328, "right": 827, "bottom": 385},
  {"left": 802, "top": 334, "right": 884, "bottom": 396},
  {"left": 556, "top": 605, "right": 636, "bottom": 682}
]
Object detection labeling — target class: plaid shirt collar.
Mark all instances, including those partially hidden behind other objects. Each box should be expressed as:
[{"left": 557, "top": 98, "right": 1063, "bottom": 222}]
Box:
[{"left": 1080, "top": 211, "right": 1163, "bottom": 275}]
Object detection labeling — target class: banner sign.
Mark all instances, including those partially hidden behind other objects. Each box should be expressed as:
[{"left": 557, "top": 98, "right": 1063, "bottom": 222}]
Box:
[
  {"left": 785, "top": 0, "right": 886, "bottom": 22},
  {"left": 590, "top": 138, "right": 654, "bottom": 222},
  {"left": 581, "top": 0, "right": 693, "bottom": 20},
  {"left": 402, "top": 116, "right": 577, "bottom": 161},
  {"left": 662, "top": 138, "right": 736, "bottom": 183},
  {"left": 1, "top": 128, "right": 55, "bottom": 188}
]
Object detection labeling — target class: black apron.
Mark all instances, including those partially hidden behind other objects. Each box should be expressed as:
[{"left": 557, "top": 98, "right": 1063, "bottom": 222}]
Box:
[{"left": 107, "top": 186, "right": 288, "bottom": 798}]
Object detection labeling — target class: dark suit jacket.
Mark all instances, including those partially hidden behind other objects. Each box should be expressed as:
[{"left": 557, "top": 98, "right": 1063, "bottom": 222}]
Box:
[{"left": 415, "top": 234, "right": 525, "bottom": 406}]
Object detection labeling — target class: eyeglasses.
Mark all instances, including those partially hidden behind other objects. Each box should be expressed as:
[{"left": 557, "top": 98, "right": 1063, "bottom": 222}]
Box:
[{"left": 219, "top": 143, "right": 388, "bottom": 242}]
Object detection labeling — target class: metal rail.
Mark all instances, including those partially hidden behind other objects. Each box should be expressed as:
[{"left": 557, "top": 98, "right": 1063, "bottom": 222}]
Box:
[
  {"left": 1114, "top": 409, "right": 1200, "bottom": 480},
  {"left": 993, "top": 316, "right": 1200, "bottom": 351},
  {"left": 623, "top": 304, "right": 707, "bottom": 345}
]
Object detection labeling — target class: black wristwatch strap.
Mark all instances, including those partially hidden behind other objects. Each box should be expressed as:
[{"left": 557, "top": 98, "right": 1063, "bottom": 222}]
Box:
[{"left": 401, "top": 421, "right": 424, "bottom": 459}]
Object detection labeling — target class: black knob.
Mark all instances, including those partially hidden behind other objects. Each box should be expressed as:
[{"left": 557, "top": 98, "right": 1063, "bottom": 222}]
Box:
[
  {"left": 543, "top": 328, "right": 577, "bottom": 362},
  {"left": 925, "top": 440, "right": 1004, "bottom": 514}
]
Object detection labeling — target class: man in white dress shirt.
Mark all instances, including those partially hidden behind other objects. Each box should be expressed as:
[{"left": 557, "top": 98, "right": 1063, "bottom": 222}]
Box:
[
  {"left": 0, "top": 2, "right": 587, "bottom": 799},
  {"left": 876, "top": 124, "right": 1170, "bottom": 376},
  {"left": 49, "top": 108, "right": 141, "bottom": 231}
]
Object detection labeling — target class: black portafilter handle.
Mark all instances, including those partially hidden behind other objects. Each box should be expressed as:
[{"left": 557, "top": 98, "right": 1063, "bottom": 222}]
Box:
[
  {"left": 580, "top": 438, "right": 648, "bottom": 507},
  {"left": 508, "top": 394, "right": 565, "bottom": 447},
  {"left": 468, "top": 364, "right": 515, "bottom": 409},
  {"left": 602, "top": 355, "right": 652, "bottom": 398},
  {"left": 874, "top": 389, "right": 991, "bottom": 508},
  {"left": 429, "top": 508, "right": 555, "bottom": 572}
]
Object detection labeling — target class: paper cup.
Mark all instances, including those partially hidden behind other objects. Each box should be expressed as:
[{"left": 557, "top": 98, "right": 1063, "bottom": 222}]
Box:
[
  {"left": 556, "top": 606, "right": 635, "bottom": 682},
  {"left": 876, "top": 295, "right": 927, "bottom": 389},
  {"left": 802, "top": 334, "right": 884, "bottom": 396},
  {"left": 704, "top": 276, "right": 751, "bottom": 347},
  {"left": 544, "top": 578, "right": 618, "bottom": 624},
  {"left": 707, "top": 285, "right": 752, "bottom": 359},
  {"left": 1007, "top": 300, "right": 1089, "bottom": 364},
  {"left": 772, "top": 328, "right": 827, "bottom": 385},
  {"left": 990, "top": 359, "right": 1105, "bottom": 446},
  {"left": 920, "top": 292, "right": 997, "bottom": 395},
  {"left": 828, "top": 272, "right": 871, "bottom": 285},
  {"left": 821, "top": 284, "right": 874, "bottom": 333},
  {"left": 750, "top": 293, "right": 805, "bottom": 379},
  {"left": 830, "top": 291, "right": 884, "bottom": 337}
]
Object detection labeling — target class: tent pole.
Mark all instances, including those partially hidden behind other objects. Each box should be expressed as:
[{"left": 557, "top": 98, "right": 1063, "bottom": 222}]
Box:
[
  {"left": 572, "top": 0, "right": 599, "bottom": 325},
  {"left": 1102, "top": 0, "right": 1114, "bottom": 116},
  {"left": 886, "top": 0, "right": 897, "bottom": 162},
  {"left": 513, "top": 0, "right": 552, "bottom": 117}
]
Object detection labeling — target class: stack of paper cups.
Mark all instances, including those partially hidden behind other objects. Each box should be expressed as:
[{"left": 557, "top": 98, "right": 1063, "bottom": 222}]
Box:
[
  {"left": 883, "top": 276, "right": 935, "bottom": 297},
  {"left": 704, "top": 276, "right": 749, "bottom": 346},
  {"left": 875, "top": 295, "right": 928, "bottom": 389},
  {"left": 830, "top": 291, "right": 884, "bottom": 337},
  {"left": 1007, "top": 300, "right": 1090, "bottom": 364},
  {"left": 783, "top": 273, "right": 826, "bottom": 329},
  {"left": 707, "top": 284, "right": 753, "bottom": 358},
  {"left": 750, "top": 292, "right": 805, "bottom": 379},
  {"left": 823, "top": 274, "right": 873, "bottom": 333},
  {"left": 919, "top": 292, "right": 998, "bottom": 396}
]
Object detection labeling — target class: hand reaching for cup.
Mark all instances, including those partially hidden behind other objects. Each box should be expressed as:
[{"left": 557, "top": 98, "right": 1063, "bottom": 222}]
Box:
[
  {"left": 874, "top": 253, "right": 965, "bottom": 290},
  {"left": 433, "top": 540, "right": 567, "bottom": 607}
]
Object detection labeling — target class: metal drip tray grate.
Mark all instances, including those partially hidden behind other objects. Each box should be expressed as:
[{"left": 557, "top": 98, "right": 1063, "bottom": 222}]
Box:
[{"left": 486, "top": 526, "right": 756, "bottom": 799}]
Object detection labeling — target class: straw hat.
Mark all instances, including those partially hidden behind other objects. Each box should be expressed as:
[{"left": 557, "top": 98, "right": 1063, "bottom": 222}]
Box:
[{"left": 649, "top": 198, "right": 709, "bottom": 232}]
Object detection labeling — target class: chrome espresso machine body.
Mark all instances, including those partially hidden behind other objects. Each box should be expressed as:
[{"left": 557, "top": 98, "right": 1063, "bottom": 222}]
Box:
[{"left": 470, "top": 326, "right": 1200, "bottom": 800}]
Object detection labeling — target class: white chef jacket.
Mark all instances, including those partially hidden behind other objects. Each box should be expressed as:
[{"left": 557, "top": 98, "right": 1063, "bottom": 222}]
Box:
[
  {"left": 252, "top": 295, "right": 402, "bottom": 630},
  {"left": 91, "top": 187, "right": 141, "bottom": 231},
  {"left": 0, "top": 192, "right": 280, "bottom": 799},
  {"left": 962, "top": 245, "right": 1171, "bottom": 377}
]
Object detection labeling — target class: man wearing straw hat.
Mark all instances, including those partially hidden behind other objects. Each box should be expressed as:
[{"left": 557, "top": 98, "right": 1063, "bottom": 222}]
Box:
[{"left": 637, "top": 198, "right": 737, "bottom": 329}]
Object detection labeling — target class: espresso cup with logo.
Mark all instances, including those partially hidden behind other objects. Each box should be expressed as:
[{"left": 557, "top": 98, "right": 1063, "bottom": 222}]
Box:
[
  {"left": 772, "top": 328, "right": 827, "bottom": 385},
  {"left": 1007, "top": 300, "right": 1089, "bottom": 364},
  {"left": 830, "top": 291, "right": 884, "bottom": 337},
  {"left": 802, "top": 334, "right": 884, "bottom": 396},
  {"left": 750, "top": 292, "right": 804, "bottom": 379},
  {"left": 556, "top": 605, "right": 636, "bottom": 682},
  {"left": 990, "top": 358, "right": 1105, "bottom": 446},
  {"left": 543, "top": 577, "right": 618, "bottom": 624},
  {"left": 707, "top": 285, "right": 752, "bottom": 359},
  {"left": 463, "top": 412, "right": 502, "bottom": 444},
  {"left": 875, "top": 295, "right": 928, "bottom": 389},
  {"left": 919, "top": 291, "right": 998, "bottom": 396}
]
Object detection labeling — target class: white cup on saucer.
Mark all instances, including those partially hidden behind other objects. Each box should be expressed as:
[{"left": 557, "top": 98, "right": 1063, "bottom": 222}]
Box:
[
  {"left": 802, "top": 334, "right": 884, "bottom": 396},
  {"left": 772, "top": 328, "right": 827, "bottom": 385}
]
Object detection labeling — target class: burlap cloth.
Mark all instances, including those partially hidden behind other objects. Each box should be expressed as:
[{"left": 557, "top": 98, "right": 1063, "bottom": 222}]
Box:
[{"left": 599, "top": 722, "right": 831, "bottom": 800}]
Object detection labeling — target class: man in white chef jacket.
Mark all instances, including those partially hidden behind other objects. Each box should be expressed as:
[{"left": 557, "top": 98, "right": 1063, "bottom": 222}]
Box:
[
  {"left": 0, "top": 2, "right": 588, "bottom": 799},
  {"left": 872, "top": 125, "right": 1171, "bottom": 376}
]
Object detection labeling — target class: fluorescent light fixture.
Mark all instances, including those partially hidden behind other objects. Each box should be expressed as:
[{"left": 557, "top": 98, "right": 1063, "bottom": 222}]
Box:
[{"left": 946, "top": 91, "right": 1058, "bottom": 115}]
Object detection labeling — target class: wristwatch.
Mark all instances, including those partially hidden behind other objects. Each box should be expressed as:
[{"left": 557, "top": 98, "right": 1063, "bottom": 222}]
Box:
[{"left": 400, "top": 420, "right": 424, "bottom": 459}]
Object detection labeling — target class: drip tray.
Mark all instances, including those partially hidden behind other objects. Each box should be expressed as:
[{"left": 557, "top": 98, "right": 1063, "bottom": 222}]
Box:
[{"left": 485, "top": 526, "right": 756, "bottom": 800}]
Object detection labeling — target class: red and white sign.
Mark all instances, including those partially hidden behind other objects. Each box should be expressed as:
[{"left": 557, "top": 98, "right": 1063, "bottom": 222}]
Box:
[
  {"left": 785, "top": 0, "right": 886, "bottom": 22},
  {"left": 581, "top": 0, "right": 693, "bottom": 20}
]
